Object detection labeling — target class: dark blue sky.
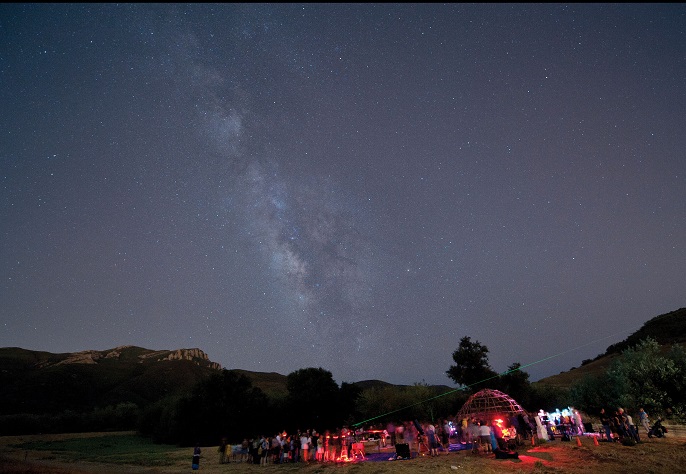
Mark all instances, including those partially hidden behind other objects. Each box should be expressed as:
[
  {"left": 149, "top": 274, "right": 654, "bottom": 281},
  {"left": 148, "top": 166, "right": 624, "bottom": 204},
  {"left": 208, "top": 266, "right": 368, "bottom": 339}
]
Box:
[{"left": 1, "top": 4, "right": 684, "bottom": 386}]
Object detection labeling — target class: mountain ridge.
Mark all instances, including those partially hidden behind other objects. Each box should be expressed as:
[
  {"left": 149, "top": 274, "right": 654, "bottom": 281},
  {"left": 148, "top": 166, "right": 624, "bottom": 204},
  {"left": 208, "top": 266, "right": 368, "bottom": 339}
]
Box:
[
  {"left": 12, "top": 345, "right": 224, "bottom": 370},
  {"left": 2, "top": 307, "right": 684, "bottom": 415},
  {"left": 0, "top": 345, "right": 223, "bottom": 415}
]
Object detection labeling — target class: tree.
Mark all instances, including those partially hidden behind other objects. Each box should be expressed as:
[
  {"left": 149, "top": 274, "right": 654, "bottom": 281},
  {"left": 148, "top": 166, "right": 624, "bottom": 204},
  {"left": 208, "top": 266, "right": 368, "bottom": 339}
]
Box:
[
  {"left": 338, "top": 381, "right": 362, "bottom": 426},
  {"left": 611, "top": 337, "right": 686, "bottom": 416},
  {"left": 286, "top": 367, "right": 340, "bottom": 430},
  {"left": 446, "top": 337, "right": 498, "bottom": 388},
  {"left": 173, "top": 370, "right": 269, "bottom": 445},
  {"left": 496, "top": 362, "right": 532, "bottom": 406},
  {"left": 569, "top": 338, "right": 686, "bottom": 420},
  {"left": 357, "top": 385, "right": 405, "bottom": 425}
]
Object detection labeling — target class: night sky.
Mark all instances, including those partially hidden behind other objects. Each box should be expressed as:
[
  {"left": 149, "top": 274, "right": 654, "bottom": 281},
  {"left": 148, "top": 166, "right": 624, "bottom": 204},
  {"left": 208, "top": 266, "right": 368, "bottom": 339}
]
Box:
[{"left": 1, "top": 4, "right": 685, "bottom": 386}]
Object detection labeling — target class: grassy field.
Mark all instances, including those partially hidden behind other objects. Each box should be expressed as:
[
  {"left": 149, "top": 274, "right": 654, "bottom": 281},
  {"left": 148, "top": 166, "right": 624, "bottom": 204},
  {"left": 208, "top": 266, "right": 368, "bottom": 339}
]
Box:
[{"left": 2, "top": 431, "right": 686, "bottom": 473}]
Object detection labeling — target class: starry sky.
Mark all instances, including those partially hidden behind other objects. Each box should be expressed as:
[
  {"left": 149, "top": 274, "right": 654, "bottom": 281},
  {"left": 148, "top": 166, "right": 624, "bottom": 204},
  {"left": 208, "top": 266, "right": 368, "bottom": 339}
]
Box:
[{"left": 1, "top": 4, "right": 685, "bottom": 386}]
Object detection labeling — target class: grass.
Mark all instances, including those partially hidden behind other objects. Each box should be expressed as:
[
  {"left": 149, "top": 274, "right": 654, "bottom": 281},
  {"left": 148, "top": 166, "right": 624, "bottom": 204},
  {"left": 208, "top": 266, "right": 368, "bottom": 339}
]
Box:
[
  {"left": 3, "top": 431, "right": 686, "bottom": 473},
  {"left": 5, "top": 432, "right": 184, "bottom": 469}
]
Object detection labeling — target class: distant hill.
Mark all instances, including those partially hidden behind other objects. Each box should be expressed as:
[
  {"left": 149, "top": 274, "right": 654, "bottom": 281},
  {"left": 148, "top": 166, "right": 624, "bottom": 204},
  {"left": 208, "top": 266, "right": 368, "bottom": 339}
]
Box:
[
  {"left": 352, "top": 379, "right": 402, "bottom": 391},
  {"left": 535, "top": 307, "right": 686, "bottom": 389},
  {"left": 230, "top": 375, "right": 455, "bottom": 400},
  {"left": 351, "top": 379, "right": 454, "bottom": 394},
  {"left": 0, "top": 345, "right": 222, "bottom": 415},
  {"left": 228, "top": 369, "right": 287, "bottom": 397},
  {"left": 0, "top": 345, "right": 454, "bottom": 418}
]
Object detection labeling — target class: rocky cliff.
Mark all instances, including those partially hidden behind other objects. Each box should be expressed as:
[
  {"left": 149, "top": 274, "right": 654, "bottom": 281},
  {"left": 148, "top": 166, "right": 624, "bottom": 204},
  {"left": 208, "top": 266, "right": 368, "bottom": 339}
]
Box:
[{"left": 39, "top": 345, "right": 222, "bottom": 370}]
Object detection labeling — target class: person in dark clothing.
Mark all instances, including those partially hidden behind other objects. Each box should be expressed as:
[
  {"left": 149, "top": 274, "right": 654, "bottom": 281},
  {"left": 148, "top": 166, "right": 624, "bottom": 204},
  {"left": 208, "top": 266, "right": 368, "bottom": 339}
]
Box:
[
  {"left": 387, "top": 422, "right": 396, "bottom": 446},
  {"left": 219, "top": 437, "right": 228, "bottom": 464},
  {"left": 599, "top": 408, "right": 613, "bottom": 441},
  {"left": 192, "top": 444, "right": 201, "bottom": 470},
  {"left": 613, "top": 410, "right": 629, "bottom": 440}
]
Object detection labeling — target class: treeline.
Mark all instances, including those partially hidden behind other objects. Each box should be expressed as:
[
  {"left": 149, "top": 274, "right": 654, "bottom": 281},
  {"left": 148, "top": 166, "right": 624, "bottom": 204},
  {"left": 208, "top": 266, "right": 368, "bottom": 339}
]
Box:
[
  {"left": 0, "top": 402, "right": 140, "bottom": 436},
  {"left": 138, "top": 367, "right": 469, "bottom": 446},
  {"left": 0, "top": 367, "right": 462, "bottom": 444}
]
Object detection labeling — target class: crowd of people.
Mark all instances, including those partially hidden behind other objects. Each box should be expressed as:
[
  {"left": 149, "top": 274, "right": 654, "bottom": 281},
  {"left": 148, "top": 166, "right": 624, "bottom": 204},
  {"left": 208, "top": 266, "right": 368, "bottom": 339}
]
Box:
[
  {"left": 450, "top": 412, "right": 537, "bottom": 453},
  {"left": 208, "top": 406, "right": 662, "bottom": 466},
  {"left": 213, "top": 419, "right": 465, "bottom": 465},
  {"left": 217, "top": 427, "right": 369, "bottom": 465},
  {"left": 536, "top": 406, "right": 659, "bottom": 444},
  {"left": 213, "top": 415, "right": 533, "bottom": 465},
  {"left": 598, "top": 407, "right": 647, "bottom": 443}
]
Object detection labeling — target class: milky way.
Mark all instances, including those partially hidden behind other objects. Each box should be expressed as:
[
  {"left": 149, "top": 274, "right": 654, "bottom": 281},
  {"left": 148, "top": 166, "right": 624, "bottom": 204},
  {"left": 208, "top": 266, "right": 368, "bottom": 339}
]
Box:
[{"left": 1, "top": 4, "right": 684, "bottom": 385}]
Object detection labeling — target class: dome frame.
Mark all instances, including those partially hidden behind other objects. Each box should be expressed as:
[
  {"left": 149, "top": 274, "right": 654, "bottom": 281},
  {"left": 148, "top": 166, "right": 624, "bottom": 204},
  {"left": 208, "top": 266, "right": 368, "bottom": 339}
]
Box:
[{"left": 455, "top": 388, "right": 526, "bottom": 422}]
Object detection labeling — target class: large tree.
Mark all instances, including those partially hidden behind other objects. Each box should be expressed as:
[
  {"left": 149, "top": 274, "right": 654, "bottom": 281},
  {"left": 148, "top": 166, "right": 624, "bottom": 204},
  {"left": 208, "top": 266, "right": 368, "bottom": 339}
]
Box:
[
  {"left": 172, "top": 370, "right": 269, "bottom": 445},
  {"left": 446, "top": 336, "right": 498, "bottom": 389},
  {"left": 495, "top": 362, "right": 532, "bottom": 405},
  {"left": 286, "top": 367, "right": 341, "bottom": 429},
  {"left": 570, "top": 338, "right": 686, "bottom": 418}
]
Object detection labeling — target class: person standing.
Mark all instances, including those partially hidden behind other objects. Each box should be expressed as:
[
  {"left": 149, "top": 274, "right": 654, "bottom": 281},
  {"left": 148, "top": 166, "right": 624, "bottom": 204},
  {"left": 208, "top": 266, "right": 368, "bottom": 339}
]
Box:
[
  {"left": 573, "top": 409, "right": 584, "bottom": 435},
  {"left": 468, "top": 418, "right": 479, "bottom": 452},
  {"left": 599, "top": 408, "right": 613, "bottom": 441},
  {"left": 192, "top": 444, "right": 201, "bottom": 471},
  {"left": 638, "top": 408, "right": 651, "bottom": 436},
  {"left": 261, "top": 436, "right": 270, "bottom": 465},
  {"left": 332, "top": 428, "right": 342, "bottom": 460},
  {"left": 395, "top": 421, "right": 405, "bottom": 445},
  {"left": 300, "top": 431, "right": 311, "bottom": 463},
  {"left": 323, "top": 430, "right": 332, "bottom": 462},
  {"left": 427, "top": 423, "right": 439, "bottom": 456},
  {"left": 251, "top": 437, "right": 260, "bottom": 464},
  {"left": 316, "top": 432, "right": 325, "bottom": 462},
  {"left": 340, "top": 426, "right": 350, "bottom": 459},
  {"left": 310, "top": 431, "right": 319, "bottom": 462},
  {"left": 387, "top": 421, "right": 396, "bottom": 447},
  {"left": 292, "top": 431, "right": 300, "bottom": 463},
  {"left": 442, "top": 419, "right": 451, "bottom": 449},
  {"left": 534, "top": 412, "right": 548, "bottom": 441},
  {"left": 479, "top": 421, "right": 492, "bottom": 453},
  {"left": 218, "top": 437, "right": 228, "bottom": 464}
]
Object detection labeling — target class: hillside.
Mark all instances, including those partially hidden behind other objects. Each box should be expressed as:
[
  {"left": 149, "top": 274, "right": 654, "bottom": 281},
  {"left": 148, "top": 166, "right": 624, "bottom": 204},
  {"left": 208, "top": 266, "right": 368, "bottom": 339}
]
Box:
[
  {"left": 602, "top": 307, "right": 686, "bottom": 355},
  {"left": 0, "top": 346, "right": 221, "bottom": 415},
  {"left": 536, "top": 307, "right": 686, "bottom": 389},
  {"left": 227, "top": 369, "right": 288, "bottom": 397}
]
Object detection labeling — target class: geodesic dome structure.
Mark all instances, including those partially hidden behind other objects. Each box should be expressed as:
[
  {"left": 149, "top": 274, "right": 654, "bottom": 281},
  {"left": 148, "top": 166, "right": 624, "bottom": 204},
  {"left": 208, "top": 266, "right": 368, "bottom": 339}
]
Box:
[{"left": 455, "top": 388, "right": 525, "bottom": 422}]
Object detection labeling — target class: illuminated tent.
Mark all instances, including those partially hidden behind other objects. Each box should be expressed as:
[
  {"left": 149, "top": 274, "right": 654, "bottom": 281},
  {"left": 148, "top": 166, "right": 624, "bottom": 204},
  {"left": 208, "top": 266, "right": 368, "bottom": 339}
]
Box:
[{"left": 455, "top": 388, "right": 526, "bottom": 422}]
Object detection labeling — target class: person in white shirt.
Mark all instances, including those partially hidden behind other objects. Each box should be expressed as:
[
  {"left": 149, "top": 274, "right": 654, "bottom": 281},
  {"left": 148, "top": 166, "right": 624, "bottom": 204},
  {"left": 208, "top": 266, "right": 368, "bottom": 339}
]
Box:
[
  {"left": 300, "top": 432, "right": 311, "bottom": 463},
  {"left": 478, "top": 421, "right": 492, "bottom": 453}
]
